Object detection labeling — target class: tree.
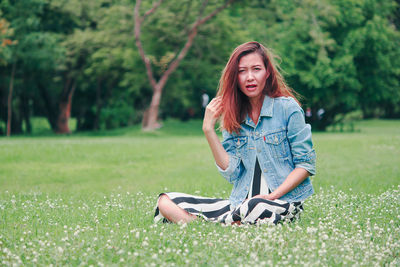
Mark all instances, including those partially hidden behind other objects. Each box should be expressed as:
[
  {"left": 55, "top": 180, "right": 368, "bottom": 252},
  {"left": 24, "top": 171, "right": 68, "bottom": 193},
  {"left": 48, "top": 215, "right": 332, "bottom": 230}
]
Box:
[
  {"left": 134, "top": 0, "right": 234, "bottom": 130},
  {"left": 271, "top": 0, "right": 361, "bottom": 130},
  {"left": 0, "top": 13, "right": 15, "bottom": 136},
  {"left": 0, "top": 0, "right": 75, "bottom": 134},
  {"left": 351, "top": 0, "right": 400, "bottom": 118},
  {"left": 0, "top": 15, "right": 14, "bottom": 65},
  {"left": 244, "top": 0, "right": 400, "bottom": 130},
  {"left": 62, "top": 0, "right": 139, "bottom": 131},
  {"left": 1, "top": 0, "right": 398, "bottom": 135}
]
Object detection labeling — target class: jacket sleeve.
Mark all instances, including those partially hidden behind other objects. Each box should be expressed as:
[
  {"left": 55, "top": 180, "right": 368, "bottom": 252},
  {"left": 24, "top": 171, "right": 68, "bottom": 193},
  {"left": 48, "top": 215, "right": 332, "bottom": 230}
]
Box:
[
  {"left": 215, "top": 130, "right": 245, "bottom": 183},
  {"left": 285, "top": 98, "right": 316, "bottom": 176}
]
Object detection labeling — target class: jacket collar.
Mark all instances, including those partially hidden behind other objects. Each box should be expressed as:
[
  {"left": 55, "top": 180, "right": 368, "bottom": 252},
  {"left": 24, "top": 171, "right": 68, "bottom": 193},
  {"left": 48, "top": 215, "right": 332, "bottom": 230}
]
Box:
[
  {"left": 243, "top": 95, "right": 274, "bottom": 126},
  {"left": 260, "top": 95, "right": 274, "bottom": 117}
]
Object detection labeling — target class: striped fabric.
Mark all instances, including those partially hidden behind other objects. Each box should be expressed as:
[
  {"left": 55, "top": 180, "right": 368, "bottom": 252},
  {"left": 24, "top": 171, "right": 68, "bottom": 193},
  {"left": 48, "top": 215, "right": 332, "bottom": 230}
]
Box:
[
  {"left": 154, "top": 157, "right": 303, "bottom": 225},
  {"left": 247, "top": 158, "right": 271, "bottom": 198},
  {"left": 154, "top": 192, "right": 303, "bottom": 225}
]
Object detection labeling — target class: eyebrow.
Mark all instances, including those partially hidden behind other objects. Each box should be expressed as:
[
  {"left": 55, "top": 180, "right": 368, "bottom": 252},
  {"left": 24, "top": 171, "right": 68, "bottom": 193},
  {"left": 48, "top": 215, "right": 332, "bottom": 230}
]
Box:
[{"left": 238, "top": 64, "right": 263, "bottom": 69}]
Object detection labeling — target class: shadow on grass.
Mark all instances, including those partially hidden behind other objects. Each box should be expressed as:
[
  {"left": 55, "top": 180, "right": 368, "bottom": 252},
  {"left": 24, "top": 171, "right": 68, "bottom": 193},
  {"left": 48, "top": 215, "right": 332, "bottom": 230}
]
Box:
[
  {"left": 76, "top": 119, "right": 206, "bottom": 137},
  {"left": 4, "top": 119, "right": 207, "bottom": 138},
  {"left": 4, "top": 118, "right": 399, "bottom": 138}
]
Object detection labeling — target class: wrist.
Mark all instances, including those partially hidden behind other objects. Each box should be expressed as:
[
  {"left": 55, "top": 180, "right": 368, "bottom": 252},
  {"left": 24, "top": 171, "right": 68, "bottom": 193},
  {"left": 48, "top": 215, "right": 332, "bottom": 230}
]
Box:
[
  {"left": 269, "top": 191, "right": 280, "bottom": 200},
  {"left": 202, "top": 124, "right": 216, "bottom": 134}
]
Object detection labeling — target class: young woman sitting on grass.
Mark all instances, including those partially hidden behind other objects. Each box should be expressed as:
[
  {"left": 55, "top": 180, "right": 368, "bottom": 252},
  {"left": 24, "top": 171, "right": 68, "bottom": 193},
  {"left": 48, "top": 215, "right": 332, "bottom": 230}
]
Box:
[{"left": 154, "top": 41, "right": 316, "bottom": 225}]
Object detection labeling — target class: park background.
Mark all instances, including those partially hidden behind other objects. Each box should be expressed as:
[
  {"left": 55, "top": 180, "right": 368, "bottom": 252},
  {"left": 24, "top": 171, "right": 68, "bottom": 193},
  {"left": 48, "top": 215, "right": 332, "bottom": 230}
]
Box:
[
  {"left": 1, "top": 0, "right": 400, "bottom": 134},
  {"left": 1, "top": 0, "right": 400, "bottom": 266}
]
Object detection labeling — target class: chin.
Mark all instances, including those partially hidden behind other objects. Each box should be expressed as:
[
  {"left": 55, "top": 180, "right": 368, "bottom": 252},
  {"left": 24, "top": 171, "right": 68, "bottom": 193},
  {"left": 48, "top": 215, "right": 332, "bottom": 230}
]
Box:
[{"left": 246, "top": 92, "right": 263, "bottom": 99}]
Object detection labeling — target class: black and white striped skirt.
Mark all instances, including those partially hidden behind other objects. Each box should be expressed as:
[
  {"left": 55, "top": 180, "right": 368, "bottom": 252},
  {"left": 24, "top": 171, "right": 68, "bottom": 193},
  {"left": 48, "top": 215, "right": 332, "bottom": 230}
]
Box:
[{"left": 154, "top": 192, "right": 304, "bottom": 225}]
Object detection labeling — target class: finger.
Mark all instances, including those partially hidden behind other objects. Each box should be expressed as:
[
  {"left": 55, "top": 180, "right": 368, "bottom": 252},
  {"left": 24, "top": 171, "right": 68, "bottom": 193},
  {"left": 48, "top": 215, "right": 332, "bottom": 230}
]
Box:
[
  {"left": 215, "top": 106, "right": 223, "bottom": 117},
  {"left": 207, "top": 100, "right": 222, "bottom": 110},
  {"left": 206, "top": 99, "right": 217, "bottom": 108},
  {"left": 213, "top": 98, "right": 223, "bottom": 107},
  {"left": 210, "top": 96, "right": 222, "bottom": 104},
  {"left": 213, "top": 101, "right": 224, "bottom": 112}
]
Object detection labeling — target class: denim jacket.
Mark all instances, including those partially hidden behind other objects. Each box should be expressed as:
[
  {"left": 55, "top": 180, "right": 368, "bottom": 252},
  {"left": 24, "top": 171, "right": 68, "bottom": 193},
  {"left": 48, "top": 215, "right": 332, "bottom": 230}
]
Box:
[{"left": 217, "top": 96, "right": 316, "bottom": 207}]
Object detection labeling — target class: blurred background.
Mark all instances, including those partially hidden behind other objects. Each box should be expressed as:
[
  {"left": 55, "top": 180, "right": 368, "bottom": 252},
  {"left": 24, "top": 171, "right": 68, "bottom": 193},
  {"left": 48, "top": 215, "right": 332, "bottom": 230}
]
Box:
[{"left": 0, "top": 0, "right": 399, "bottom": 135}]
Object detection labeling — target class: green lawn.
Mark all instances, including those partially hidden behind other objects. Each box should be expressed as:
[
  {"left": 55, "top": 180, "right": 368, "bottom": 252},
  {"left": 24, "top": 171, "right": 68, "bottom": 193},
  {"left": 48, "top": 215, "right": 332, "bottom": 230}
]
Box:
[{"left": 0, "top": 119, "right": 399, "bottom": 266}]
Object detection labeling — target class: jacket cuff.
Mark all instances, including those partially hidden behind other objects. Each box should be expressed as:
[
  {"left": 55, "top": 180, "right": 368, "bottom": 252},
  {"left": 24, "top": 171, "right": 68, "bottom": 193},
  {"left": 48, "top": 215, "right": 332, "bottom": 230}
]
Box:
[
  {"left": 216, "top": 155, "right": 240, "bottom": 181},
  {"left": 293, "top": 150, "right": 316, "bottom": 176}
]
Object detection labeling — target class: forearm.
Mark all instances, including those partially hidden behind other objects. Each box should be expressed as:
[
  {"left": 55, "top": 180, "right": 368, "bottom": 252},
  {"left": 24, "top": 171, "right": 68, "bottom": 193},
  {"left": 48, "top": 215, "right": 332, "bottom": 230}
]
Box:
[
  {"left": 269, "top": 168, "right": 310, "bottom": 200},
  {"left": 202, "top": 96, "right": 229, "bottom": 170},
  {"left": 203, "top": 128, "right": 229, "bottom": 170}
]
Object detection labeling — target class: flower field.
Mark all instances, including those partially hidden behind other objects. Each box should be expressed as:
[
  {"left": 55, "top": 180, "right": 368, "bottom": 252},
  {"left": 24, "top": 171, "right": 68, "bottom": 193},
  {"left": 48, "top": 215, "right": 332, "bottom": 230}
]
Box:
[{"left": 1, "top": 119, "right": 399, "bottom": 266}]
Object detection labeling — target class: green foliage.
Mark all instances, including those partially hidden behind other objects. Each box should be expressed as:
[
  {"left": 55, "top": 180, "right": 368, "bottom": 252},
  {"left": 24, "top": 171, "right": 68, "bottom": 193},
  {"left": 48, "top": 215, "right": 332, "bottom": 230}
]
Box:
[
  {"left": 1, "top": 0, "right": 399, "bottom": 135},
  {"left": 0, "top": 0, "right": 78, "bottom": 134},
  {"left": 99, "top": 101, "right": 135, "bottom": 130},
  {"left": 242, "top": 0, "right": 400, "bottom": 130},
  {"left": 138, "top": 1, "right": 249, "bottom": 120},
  {"left": 328, "top": 110, "right": 363, "bottom": 132},
  {"left": 0, "top": 12, "right": 14, "bottom": 65}
]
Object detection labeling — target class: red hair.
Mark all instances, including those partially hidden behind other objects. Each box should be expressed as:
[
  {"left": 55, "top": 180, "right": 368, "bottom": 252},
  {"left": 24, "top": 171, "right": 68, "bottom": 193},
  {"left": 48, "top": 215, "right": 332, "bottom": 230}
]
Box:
[{"left": 217, "top": 41, "right": 299, "bottom": 133}]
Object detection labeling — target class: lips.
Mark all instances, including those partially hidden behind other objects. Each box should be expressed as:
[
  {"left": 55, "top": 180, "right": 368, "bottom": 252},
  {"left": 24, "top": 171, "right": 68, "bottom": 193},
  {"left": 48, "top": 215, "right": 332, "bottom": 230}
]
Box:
[{"left": 245, "top": 84, "right": 257, "bottom": 90}]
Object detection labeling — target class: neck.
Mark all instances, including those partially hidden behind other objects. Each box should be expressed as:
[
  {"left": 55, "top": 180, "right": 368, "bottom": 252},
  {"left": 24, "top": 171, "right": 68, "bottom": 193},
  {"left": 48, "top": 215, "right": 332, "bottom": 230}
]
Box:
[
  {"left": 248, "top": 95, "right": 264, "bottom": 124},
  {"left": 249, "top": 95, "right": 264, "bottom": 113}
]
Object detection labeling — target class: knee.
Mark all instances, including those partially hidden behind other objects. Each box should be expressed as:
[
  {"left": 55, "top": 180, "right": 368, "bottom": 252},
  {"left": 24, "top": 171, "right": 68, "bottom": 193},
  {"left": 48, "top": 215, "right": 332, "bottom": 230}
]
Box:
[{"left": 157, "top": 194, "right": 171, "bottom": 212}]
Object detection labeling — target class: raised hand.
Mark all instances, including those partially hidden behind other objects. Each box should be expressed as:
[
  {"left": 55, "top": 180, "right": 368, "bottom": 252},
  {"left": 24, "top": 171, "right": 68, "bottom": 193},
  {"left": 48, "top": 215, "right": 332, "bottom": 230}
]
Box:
[
  {"left": 202, "top": 96, "right": 223, "bottom": 133},
  {"left": 202, "top": 96, "right": 229, "bottom": 170}
]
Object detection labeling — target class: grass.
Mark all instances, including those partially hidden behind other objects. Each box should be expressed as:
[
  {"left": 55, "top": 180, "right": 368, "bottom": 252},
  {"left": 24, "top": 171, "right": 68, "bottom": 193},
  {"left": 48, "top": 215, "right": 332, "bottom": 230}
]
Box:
[{"left": 0, "top": 119, "right": 399, "bottom": 266}]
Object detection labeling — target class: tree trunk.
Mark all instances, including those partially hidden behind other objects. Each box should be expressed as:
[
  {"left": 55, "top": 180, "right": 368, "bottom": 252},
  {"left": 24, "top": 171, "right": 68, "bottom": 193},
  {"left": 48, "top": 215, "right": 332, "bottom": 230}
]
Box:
[
  {"left": 143, "top": 85, "right": 162, "bottom": 130},
  {"left": 94, "top": 77, "right": 102, "bottom": 130},
  {"left": 6, "top": 62, "right": 16, "bottom": 137},
  {"left": 21, "top": 93, "right": 32, "bottom": 133},
  {"left": 11, "top": 109, "right": 23, "bottom": 134},
  {"left": 140, "top": 27, "right": 198, "bottom": 130},
  {"left": 56, "top": 79, "right": 76, "bottom": 134},
  {"left": 38, "top": 82, "right": 58, "bottom": 131}
]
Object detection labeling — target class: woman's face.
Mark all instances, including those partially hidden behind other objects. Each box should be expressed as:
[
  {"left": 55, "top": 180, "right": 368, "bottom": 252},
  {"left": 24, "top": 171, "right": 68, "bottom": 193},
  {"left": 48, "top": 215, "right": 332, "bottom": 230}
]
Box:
[{"left": 237, "top": 52, "right": 269, "bottom": 102}]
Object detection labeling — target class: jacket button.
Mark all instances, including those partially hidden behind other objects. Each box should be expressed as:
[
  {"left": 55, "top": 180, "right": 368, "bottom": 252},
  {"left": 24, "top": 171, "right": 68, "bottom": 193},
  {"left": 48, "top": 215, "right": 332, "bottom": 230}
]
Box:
[
  {"left": 264, "top": 169, "right": 268, "bottom": 173},
  {"left": 257, "top": 149, "right": 261, "bottom": 153}
]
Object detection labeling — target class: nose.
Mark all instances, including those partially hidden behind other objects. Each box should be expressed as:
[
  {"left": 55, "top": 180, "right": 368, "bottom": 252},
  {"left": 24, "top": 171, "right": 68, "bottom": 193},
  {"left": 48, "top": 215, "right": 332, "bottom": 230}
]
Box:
[{"left": 246, "top": 71, "right": 255, "bottom": 81}]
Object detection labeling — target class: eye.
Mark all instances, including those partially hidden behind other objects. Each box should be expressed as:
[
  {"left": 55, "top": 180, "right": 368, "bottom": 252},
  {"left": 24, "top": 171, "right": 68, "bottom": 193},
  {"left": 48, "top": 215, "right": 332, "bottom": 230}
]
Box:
[{"left": 238, "top": 69, "right": 245, "bottom": 73}]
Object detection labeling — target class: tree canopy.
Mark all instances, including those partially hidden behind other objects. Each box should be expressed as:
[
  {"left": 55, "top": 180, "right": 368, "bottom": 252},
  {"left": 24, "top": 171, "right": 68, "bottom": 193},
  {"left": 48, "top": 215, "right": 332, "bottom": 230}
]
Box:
[{"left": 1, "top": 0, "right": 399, "bottom": 134}]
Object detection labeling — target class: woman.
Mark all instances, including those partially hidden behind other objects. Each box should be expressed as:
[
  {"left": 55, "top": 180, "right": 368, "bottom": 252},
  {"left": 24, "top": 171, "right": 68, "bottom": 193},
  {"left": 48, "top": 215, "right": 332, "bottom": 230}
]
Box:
[{"left": 154, "top": 41, "right": 316, "bottom": 225}]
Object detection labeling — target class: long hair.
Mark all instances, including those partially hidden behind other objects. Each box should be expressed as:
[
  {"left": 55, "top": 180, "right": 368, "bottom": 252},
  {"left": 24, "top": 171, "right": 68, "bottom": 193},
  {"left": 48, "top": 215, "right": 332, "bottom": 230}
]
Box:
[{"left": 217, "top": 41, "right": 299, "bottom": 133}]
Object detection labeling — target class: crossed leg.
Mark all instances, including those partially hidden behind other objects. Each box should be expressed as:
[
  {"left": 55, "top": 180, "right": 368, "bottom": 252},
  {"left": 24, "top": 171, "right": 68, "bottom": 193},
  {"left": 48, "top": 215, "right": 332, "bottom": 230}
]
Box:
[{"left": 157, "top": 194, "right": 197, "bottom": 223}]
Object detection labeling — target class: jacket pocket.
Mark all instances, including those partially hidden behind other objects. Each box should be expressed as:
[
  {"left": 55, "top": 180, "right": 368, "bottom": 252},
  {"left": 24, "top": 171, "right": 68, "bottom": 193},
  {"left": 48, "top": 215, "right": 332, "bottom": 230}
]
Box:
[
  {"left": 233, "top": 136, "right": 247, "bottom": 157},
  {"left": 263, "top": 130, "right": 290, "bottom": 158}
]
